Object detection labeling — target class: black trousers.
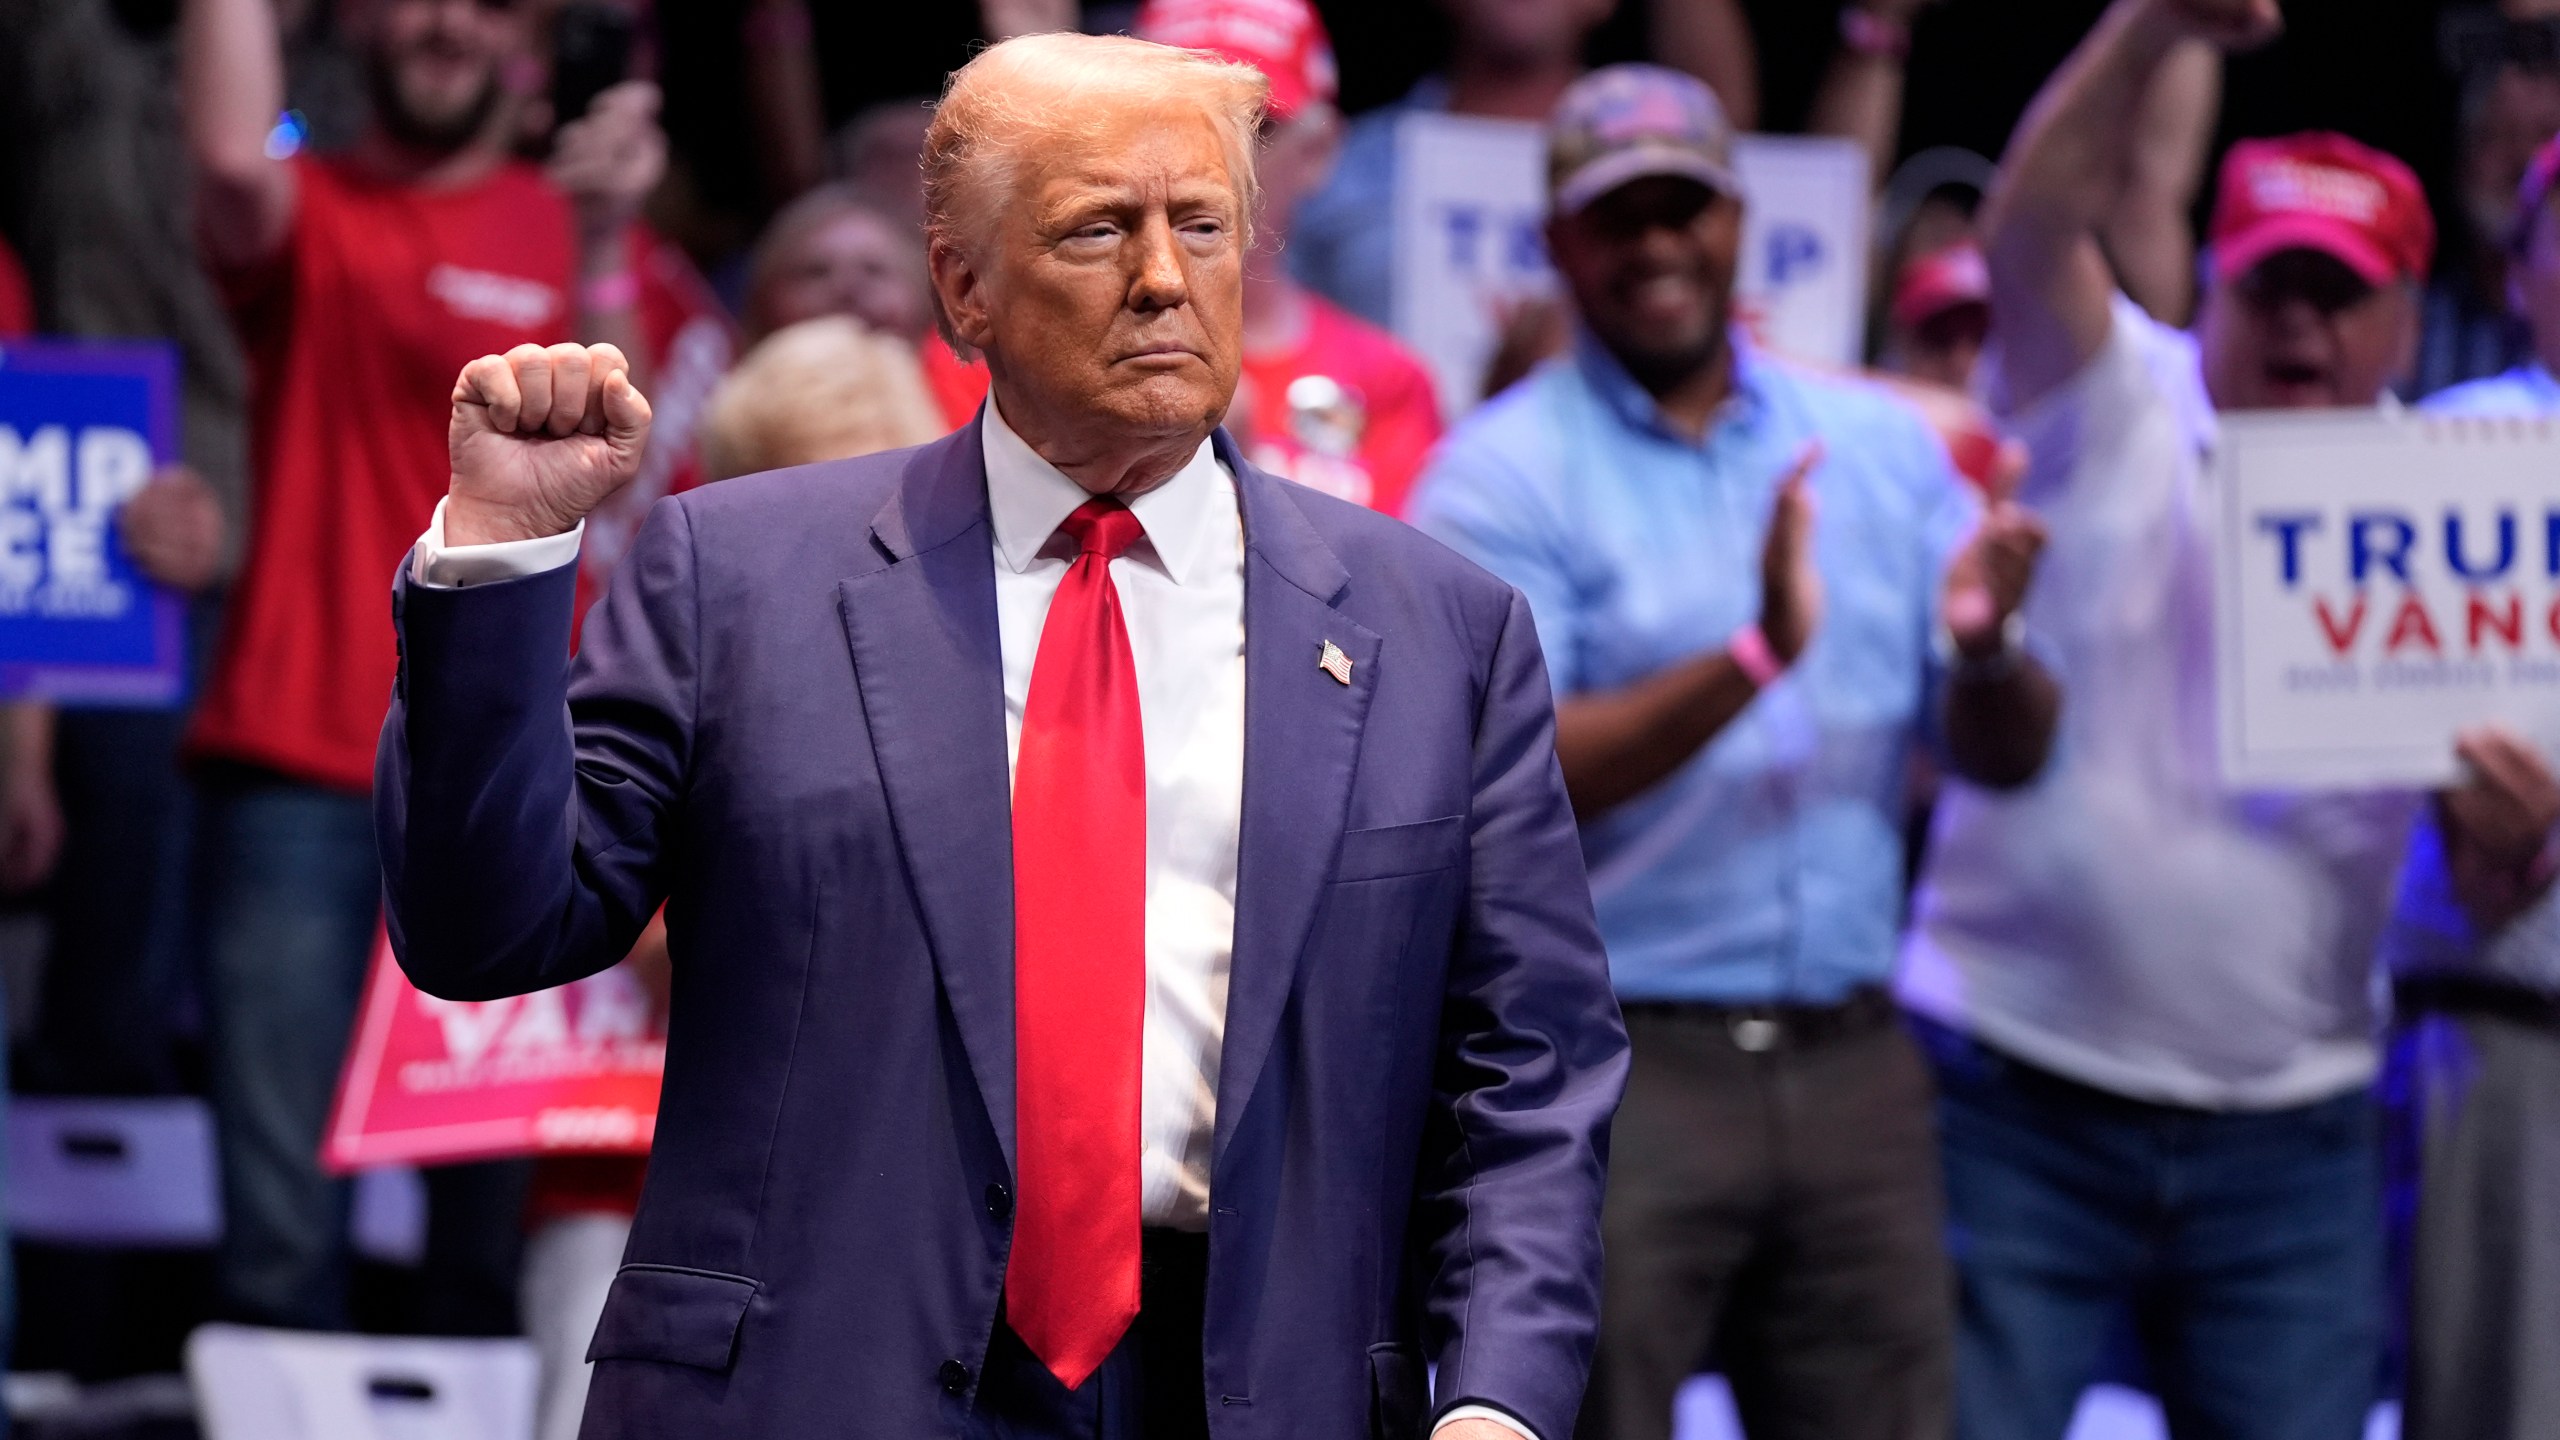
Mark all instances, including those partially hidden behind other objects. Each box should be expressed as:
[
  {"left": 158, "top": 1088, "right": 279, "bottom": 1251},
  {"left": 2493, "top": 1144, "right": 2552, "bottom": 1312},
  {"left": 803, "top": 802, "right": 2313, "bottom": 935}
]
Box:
[
  {"left": 1577, "top": 993, "right": 1954, "bottom": 1440},
  {"left": 970, "top": 1229, "right": 1212, "bottom": 1440}
]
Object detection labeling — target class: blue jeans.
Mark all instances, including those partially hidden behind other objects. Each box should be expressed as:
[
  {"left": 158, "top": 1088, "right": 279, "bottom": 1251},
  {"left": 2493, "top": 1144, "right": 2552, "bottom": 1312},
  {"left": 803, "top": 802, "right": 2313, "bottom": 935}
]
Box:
[
  {"left": 1917, "top": 1018, "right": 2383, "bottom": 1440},
  {"left": 200, "top": 766, "right": 539, "bottom": 1332},
  {"left": 199, "top": 769, "right": 381, "bottom": 1328}
]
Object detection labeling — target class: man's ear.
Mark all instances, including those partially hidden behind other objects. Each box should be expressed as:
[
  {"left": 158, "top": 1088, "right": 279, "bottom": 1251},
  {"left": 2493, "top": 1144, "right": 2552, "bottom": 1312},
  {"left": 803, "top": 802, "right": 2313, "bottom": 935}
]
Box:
[{"left": 929, "top": 238, "right": 996, "bottom": 358}]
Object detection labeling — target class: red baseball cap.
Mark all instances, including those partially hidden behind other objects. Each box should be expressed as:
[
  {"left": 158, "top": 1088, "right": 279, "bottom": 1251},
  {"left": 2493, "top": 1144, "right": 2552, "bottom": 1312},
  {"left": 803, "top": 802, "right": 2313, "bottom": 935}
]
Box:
[
  {"left": 1133, "top": 0, "right": 1339, "bottom": 123},
  {"left": 2209, "top": 133, "right": 2435, "bottom": 288},
  {"left": 1891, "top": 241, "right": 1990, "bottom": 330}
]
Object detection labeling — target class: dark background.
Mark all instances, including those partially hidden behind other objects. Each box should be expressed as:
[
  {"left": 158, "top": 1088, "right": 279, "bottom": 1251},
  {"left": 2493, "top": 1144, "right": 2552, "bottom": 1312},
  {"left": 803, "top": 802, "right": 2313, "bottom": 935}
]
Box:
[{"left": 656, "top": 0, "right": 2467, "bottom": 260}]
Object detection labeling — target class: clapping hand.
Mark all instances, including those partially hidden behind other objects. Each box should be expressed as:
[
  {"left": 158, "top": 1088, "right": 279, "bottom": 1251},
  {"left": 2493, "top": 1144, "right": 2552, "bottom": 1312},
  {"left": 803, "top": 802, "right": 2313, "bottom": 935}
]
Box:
[
  {"left": 445, "top": 343, "right": 653, "bottom": 546},
  {"left": 1758, "top": 443, "right": 1825, "bottom": 666},
  {"left": 1943, "top": 441, "right": 2047, "bottom": 660}
]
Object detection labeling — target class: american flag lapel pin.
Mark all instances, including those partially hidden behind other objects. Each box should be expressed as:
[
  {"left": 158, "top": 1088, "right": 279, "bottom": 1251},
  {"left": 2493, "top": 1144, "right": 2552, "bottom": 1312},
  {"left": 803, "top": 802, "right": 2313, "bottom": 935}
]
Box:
[{"left": 1318, "top": 639, "right": 1354, "bottom": 686}]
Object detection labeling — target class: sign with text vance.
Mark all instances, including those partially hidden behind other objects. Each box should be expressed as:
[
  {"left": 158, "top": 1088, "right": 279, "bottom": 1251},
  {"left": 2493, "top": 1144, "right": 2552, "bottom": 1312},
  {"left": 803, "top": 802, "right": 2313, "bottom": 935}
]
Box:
[
  {"left": 0, "top": 341, "right": 186, "bottom": 706},
  {"left": 324, "top": 929, "right": 664, "bottom": 1172},
  {"left": 1391, "top": 113, "right": 1870, "bottom": 421},
  {"left": 2215, "top": 410, "right": 2560, "bottom": 788}
]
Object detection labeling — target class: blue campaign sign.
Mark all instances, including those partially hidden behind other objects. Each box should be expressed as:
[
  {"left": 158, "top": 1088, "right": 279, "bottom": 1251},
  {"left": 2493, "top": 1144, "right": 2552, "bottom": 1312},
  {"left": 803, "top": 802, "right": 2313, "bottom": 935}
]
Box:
[{"left": 0, "top": 341, "right": 185, "bottom": 706}]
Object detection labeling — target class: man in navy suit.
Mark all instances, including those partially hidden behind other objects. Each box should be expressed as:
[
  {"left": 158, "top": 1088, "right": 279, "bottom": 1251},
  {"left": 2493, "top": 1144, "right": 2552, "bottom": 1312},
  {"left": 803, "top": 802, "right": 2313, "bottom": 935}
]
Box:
[{"left": 377, "top": 30, "right": 1627, "bottom": 1440}]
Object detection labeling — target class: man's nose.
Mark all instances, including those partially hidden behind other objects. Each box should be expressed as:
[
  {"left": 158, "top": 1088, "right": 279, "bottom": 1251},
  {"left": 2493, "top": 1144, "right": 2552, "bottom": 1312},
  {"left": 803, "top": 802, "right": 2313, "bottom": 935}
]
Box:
[{"left": 1128, "top": 215, "right": 1190, "bottom": 312}]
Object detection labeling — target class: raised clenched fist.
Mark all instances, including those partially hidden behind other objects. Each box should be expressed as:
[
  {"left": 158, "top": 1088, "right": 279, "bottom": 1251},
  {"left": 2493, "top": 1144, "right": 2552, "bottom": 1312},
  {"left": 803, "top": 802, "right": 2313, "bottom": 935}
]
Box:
[{"left": 446, "top": 342, "right": 653, "bottom": 546}]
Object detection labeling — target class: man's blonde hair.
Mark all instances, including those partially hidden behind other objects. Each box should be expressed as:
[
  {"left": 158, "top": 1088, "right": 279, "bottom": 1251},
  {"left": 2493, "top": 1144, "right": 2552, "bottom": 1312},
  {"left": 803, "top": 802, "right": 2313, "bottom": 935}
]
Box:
[
  {"left": 696, "top": 318, "right": 945, "bottom": 482},
  {"left": 920, "top": 32, "right": 1269, "bottom": 345}
]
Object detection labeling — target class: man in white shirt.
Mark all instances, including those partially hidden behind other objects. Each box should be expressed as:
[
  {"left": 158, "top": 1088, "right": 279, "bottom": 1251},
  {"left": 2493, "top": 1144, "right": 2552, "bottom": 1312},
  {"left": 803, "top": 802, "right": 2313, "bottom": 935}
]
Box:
[
  {"left": 375, "top": 31, "right": 1624, "bottom": 1440},
  {"left": 1899, "top": 2, "right": 2560, "bottom": 1437}
]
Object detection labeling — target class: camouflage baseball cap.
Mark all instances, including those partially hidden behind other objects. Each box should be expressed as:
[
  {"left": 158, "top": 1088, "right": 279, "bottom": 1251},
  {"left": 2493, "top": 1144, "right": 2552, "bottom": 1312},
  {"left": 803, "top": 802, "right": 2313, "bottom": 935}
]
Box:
[{"left": 1548, "top": 64, "right": 1741, "bottom": 217}]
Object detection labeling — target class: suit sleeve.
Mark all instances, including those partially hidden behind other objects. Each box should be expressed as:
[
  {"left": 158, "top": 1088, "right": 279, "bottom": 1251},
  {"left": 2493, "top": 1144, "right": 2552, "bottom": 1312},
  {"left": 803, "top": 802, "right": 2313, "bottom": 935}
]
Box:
[
  {"left": 1416, "top": 585, "right": 1630, "bottom": 1440},
  {"left": 376, "top": 495, "right": 698, "bottom": 1000}
]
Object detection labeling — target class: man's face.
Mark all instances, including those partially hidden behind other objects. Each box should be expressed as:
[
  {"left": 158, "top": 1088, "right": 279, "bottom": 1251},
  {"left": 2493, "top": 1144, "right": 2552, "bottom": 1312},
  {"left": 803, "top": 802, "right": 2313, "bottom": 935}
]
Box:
[
  {"left": 1546, "top": 176, "right": 1741, "bottom": 388},
  {"left": 942, "top": 104, "right": 1246, "bottom": 462},
  {"left": 759, "top": 209, "right": 931, "bottom": 341},
  {"left": 1895, "top": 305, "right": 1989, "bottom": 392},
  {"left": 360, "top": 0, "right": 522, "bottom": 153},
  {"left": 2198, "top": 248, "right": 2416, "bottom": 410},
  {"left": 1439, "top": 0, "right": 1617, "bottom": 67}
]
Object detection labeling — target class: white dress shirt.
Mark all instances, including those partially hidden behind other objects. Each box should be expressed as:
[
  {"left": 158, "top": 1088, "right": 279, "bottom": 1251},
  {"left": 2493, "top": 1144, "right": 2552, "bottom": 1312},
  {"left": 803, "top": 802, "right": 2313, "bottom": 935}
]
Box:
[
  {"left": 980, "top": 402, "right": 1245, "bottom": 1233},
  {"left": 411, "top": 409, "right": 1526, "bottom": 1438}
]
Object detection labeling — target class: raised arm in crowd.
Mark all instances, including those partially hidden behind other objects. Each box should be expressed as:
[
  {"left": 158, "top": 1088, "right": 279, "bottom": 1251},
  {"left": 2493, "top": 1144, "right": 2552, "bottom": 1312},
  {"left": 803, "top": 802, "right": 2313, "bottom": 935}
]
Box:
[{"left": 180, "top": 0, "right": 660, "bottom": 384}]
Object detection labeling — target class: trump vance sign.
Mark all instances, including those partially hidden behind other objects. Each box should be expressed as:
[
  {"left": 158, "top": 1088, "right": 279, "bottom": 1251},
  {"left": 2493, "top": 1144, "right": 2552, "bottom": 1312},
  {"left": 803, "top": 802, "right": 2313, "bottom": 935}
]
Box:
[
  {"left": 0, "top": 341, "right": 186, "bottom": 706},
  {"left": 2214, "top": 410, "right": 2560, "bottom": 788}
]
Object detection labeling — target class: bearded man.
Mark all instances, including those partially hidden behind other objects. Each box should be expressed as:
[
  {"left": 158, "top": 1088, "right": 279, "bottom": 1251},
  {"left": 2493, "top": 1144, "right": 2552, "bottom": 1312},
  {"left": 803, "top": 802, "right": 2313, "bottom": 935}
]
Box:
[{"left": 181, "top": 0, "right": 663, "bottom": 1329}]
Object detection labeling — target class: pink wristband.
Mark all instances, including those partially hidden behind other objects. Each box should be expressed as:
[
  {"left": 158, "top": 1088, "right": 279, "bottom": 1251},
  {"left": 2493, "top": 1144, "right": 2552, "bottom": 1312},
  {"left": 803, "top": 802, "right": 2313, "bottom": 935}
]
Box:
[
  {"left": 1729, "top": 623, "right": 1785, "bottom": 689},
  {"left": 578, "top": 270, "right": 640, "bottom": 312}
]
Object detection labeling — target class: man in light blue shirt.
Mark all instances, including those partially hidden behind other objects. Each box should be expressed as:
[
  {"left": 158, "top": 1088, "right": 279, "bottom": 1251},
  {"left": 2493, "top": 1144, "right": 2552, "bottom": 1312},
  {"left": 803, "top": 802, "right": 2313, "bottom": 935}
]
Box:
[
  {"left": 2388, "top": 130, "right": 2560, "bottom": 1440},
  {"left": 1409, "top": 65, "right": 2056, "bottom": 1440}
]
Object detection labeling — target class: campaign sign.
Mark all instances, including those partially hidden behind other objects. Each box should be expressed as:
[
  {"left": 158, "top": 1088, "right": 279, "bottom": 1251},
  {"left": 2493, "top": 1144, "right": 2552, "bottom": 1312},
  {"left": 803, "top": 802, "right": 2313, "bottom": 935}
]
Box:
[
  {"left": 323, "top": 929, "right": 664, "bottom": 1172},
  {"left": 2215, "top": 410, "right": 2560, "bottom": 788},
  {"left": 0, "top": 341, "right": 185, "bottom": 705},
  {"left": 1390, "top": 113, "right": 1870, "bottom": 419}
]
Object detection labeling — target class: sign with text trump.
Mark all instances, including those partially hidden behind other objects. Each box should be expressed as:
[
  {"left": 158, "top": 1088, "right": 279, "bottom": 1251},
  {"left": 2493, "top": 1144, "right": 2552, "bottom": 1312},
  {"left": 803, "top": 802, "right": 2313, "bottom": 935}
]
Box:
[
  {"left": 2214, "top": 410, "right": 2560, "bottom": 788},
  {"left": 1390, "top": 115, "right": 1868, "bottom": 422},
  {"left": 324, "top": 928, "right": 664, "bottom": 1172},
  {"left": 0, "top": 341, "right": 186, "bottom": 705}
]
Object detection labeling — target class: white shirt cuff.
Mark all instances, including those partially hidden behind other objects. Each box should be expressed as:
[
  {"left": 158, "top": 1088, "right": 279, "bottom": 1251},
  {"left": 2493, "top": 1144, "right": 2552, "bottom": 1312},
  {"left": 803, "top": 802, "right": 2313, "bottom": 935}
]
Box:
[
  {"left": 409, "top": 497, "right": 584, "bottom": 589},
  {"left": 1437, "top": 1404, "right": 1537, "bottom": 1440}
]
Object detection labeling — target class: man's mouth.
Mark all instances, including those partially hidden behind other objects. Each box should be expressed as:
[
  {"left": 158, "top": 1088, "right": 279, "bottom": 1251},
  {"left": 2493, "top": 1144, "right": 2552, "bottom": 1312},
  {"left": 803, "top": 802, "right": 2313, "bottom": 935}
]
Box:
[
  {"left": 2263, "top": 358, "right": 2329, "bottom": 392},
  {"left": 1625, "top": 273, "right": 1700, "bottom": 309}
]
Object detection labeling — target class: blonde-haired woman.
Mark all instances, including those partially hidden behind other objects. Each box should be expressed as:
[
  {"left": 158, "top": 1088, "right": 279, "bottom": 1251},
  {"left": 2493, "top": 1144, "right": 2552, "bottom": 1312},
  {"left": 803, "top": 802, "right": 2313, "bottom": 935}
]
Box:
[{"left": 695, "top": 315, "right": 943, "bottom": 481}]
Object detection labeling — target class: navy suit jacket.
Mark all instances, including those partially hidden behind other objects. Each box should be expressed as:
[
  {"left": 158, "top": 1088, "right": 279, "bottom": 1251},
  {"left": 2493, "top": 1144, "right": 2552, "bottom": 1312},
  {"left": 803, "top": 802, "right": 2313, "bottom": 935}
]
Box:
[{"left": 377, "top": 422, "right": 1628, "bottom": 1439}]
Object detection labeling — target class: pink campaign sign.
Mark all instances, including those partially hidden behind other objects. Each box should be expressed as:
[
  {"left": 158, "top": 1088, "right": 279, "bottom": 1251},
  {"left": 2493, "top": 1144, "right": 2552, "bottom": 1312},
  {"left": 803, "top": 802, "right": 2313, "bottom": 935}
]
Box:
[{"left": 323, "top": 927, "right": 664, "bottom": 1173}]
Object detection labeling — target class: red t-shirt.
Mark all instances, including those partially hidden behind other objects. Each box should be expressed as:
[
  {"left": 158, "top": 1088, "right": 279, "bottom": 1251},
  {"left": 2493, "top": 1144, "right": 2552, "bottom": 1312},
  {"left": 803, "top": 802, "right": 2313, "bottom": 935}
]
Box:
[
  {"left": 1233, "top": 297, "right": 1442, "bottom": 518},
  {"left": 192, "top": 156, "right": 580, "bottom": 791},
  {"left": 0, "top": 234, "right": 33, "bottom": 336},
  {"left": 915, "top": 296, "right": 1442, "bottom": 517}
]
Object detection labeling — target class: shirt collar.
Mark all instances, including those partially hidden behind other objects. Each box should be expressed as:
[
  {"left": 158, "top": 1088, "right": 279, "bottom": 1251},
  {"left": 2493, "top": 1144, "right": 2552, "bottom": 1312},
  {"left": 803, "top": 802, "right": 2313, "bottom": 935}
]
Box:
[
  {"left": 981, "top": 399, "right": 1229, "bottom": 587},
  {"left": 1570, "top": 326, "right": 1769, "bottom": 445}
]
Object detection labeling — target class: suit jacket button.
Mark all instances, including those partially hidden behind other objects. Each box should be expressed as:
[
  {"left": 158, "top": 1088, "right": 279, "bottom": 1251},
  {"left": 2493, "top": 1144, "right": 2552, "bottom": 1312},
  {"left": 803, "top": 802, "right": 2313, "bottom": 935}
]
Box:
[
  {"left": 986, "top": 1183, "right": 1012, "bottom": 1221},
  {"left": 939, "top": 1359, "right": 972, "bottom": 1394}
]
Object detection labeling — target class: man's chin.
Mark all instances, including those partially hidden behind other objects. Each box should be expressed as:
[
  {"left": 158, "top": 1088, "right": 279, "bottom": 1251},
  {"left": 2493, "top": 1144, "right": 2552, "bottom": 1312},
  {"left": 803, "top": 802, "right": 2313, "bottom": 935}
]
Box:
[
  {"left": 376, "top": 70, "right": 501, "bottom": 154},
  {"left": 1095, "top": 377, "right": 1232, "bottom": 438}
]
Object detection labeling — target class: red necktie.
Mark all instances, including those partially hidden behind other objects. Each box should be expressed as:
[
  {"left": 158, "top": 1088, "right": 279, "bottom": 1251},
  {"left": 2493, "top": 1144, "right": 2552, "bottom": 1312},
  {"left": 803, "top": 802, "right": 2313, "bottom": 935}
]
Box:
[{"left": 1006, "top": 496, "right": 1147, "bottom": 1390}]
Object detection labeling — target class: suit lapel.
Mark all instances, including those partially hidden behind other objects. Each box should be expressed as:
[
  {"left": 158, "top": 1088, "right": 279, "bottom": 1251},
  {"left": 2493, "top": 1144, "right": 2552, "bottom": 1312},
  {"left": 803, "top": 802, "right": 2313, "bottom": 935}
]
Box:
[
  {"left": 837, "top": 421, "right": 1021, "bottom": 1169},
  {"left": 1215, "top": 445, "right": 1380, "bottom": 1163}
]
